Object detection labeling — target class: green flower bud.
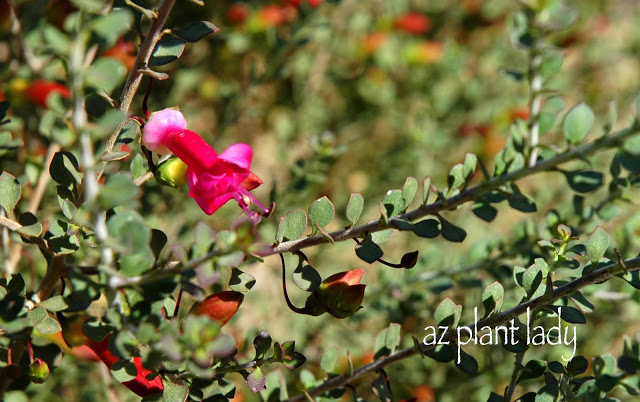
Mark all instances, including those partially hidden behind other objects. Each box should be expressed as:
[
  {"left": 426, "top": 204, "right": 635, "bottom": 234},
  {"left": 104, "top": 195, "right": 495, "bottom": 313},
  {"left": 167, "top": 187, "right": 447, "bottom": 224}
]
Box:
[
  {"left": 154, "top": 156, "right": 188, "bottom": 187},
  {"left": 29, "top": 358, "right": 50, "bottom": 384}
]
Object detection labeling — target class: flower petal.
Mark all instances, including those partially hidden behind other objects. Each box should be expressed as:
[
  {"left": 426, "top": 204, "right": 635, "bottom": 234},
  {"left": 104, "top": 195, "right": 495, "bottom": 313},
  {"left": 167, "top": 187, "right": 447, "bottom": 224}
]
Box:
[
  {"left": 142, "top": 108, "right": 187, "bottom": 155},
  {"left": 217, "top": 143, "right": 253, "bottom": 171},
  {"left": 194, "top": 193, "right": 234, "bottom": 215},
  {"left": 165, "top": 130, "right": 219, "bottom": 173}
]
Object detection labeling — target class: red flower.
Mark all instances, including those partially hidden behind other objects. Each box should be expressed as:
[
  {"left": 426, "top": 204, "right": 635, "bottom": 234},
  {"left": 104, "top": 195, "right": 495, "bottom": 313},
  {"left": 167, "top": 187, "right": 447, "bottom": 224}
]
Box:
[
  {"left": 305, "top": 269, "right": 366, "bottom": 318},
  {"left": 86, "top": 336, "right": 163, "bottom": 397},
  {"left": 190, "top": 290, "right": 244, "bottom": 326},
  {"left": 142, "top": 108, "right": 268, "bottom": 217},
  {"left": 24, "top": 80, "right": 69, "bottom": 108},
  {"left": 393, "top": 12, "right": 431, "bottom": 35}
]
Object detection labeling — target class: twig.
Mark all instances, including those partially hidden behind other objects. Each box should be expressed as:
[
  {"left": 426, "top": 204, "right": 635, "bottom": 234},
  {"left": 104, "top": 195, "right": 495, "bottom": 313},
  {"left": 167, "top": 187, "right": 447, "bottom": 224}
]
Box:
[
  {"left": 526, "top": 12, "right": 543, "bottom": 167},
  {"left": 268, "top": 122, "right": 640, "bottom": 256},
  {"left": 285, "top": 256, "right": 640, "bottom": 401},
  {"left": 96, "top": 0, "right": 177, "bottom": 181},
  {"left": 4, "top": 143, "right": 61, "bottom": 275}
]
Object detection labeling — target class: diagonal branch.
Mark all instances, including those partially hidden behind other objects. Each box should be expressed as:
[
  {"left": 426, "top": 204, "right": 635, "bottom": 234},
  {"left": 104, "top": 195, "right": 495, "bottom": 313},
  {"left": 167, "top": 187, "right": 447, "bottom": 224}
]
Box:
[
  {"left": 285, "top": 256, "right": 640, "bottom": 401},
  {"left": 268, "top": 122, "right": 640, "bottom": 256},
  {"left": 96, "top": 0, "right": 177, "bottom": 180}
]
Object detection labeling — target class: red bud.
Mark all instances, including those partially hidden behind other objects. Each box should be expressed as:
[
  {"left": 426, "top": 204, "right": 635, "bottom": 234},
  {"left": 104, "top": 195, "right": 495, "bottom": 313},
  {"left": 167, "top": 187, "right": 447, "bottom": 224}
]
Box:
[{"left": 190, "top": 291, "right": 244, "bottom": 326}]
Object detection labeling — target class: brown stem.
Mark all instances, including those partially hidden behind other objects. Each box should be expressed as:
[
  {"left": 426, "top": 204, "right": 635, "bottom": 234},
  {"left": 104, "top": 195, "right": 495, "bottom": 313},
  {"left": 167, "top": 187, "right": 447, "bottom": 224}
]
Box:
[
  {"left": 97, "top": 0, "right": 177, "bottom": 180},
  {"left": 280, "top": 253, "right": 309, "bottom": 315}
]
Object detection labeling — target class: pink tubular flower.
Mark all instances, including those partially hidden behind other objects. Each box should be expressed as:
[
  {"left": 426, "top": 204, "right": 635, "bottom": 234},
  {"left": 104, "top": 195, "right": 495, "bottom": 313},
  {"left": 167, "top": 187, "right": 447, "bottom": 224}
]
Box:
[{"left": 142, "top": 108, "right": 269, "bottom": 217}]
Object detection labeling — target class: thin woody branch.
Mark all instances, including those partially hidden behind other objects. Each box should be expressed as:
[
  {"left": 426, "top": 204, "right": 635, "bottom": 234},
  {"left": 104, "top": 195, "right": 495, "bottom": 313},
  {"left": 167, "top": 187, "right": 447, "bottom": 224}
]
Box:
[
  {"left": 97, "top": 0, "right": 177, "bottom": 180},
  {"left": 285, "top": 256, "right": 640, "bottom": 401},
  {"left": 268, "top": 122, "right": 640, "bottom": 256}
]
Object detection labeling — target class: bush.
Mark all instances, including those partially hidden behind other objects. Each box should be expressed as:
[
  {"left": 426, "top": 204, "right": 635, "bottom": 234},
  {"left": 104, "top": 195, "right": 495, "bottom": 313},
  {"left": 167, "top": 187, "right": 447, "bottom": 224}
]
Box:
[{"left": 1, "top": 0, "right": 640, "bottom": 401}]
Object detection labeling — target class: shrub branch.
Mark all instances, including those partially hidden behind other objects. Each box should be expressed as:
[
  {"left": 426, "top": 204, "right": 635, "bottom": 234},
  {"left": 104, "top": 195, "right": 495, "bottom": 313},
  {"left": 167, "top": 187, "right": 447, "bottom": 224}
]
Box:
[
  {"left": 268, "top": 122, "right": 640, "bottom": 256},
  {"left": 97, "top": 0, "right": 177, "bottom": 180},
  {"left": 285, "top": 256, "right": 640, "bottom": 401}
]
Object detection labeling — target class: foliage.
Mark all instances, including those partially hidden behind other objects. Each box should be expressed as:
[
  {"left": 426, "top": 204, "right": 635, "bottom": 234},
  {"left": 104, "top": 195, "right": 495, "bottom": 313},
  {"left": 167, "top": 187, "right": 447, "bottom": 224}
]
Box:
[{"left": 1, "top": 0, "right": 640, "bottom": 401}]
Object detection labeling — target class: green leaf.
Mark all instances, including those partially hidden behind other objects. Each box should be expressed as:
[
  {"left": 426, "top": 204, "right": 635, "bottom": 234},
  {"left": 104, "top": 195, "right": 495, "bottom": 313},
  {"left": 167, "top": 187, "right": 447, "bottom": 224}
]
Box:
[
  {"left": 422, "top": 177, "right": 431, "bottom": 204},
  {"left": 90, "top": 8, "right": 133, "bottom": 44},
  {"left": 40, "top": 295, "right": 68, "bottom": 312},
  {"left": 253, "top": 330, "right": 272, "bottom": 360},
  {"left": 586, "top": 226, "right": 609, "bottom": 265},
  {"left": 149, "top": 36, "right": 187, "bottom": 67},
  {"left": 173, "top": 21, "right": 219, "bottom": 42},
  {"left": 567, "top": 356, "right": 588, "bottom": 375},
  {"left": 320, "top": 346, "right": 339, "bottom": 374},
  {"left": 455, "top": 349, "right": 478, "bottom": 375},
  {"left": 438, "top": 216, "right": 467, "bottom": 243},
  {"left": 382, "top": 189, "right": 404, "bottom": 218},
  {"left": 481, "top": 281, "right": 504, "bottom": 317},
  {"left": 372, "top": 371, "right": 393, "bottom": 402},
  {"left": 385, "top": 323, "right": 401, "bottom": 353},
  {"left": 275, "top": 209, "right": 307, "bottom": 242},
  {"left": 50, "top": 151, "right": 83, "bottom": 187},
  {"left": 0, "top": 172, "right": 21, "bottom": 219},
  {"left": 34, "top": 317, "right": 62, "bottom": 335},
  {"left": 563, "top": 170, "right": 603, "bottom": 193},
  {"left": 282, "top": 352, "right": 306, "bottom": 369},
  {"left": 162, "top": 379, "right": 189, "bottom": 402},
  {"left": 111, "top": 360, "right": 137, "bottom": 383},
  {"left": 308, "top": 196, "right": 335, "bottom": 231},
  {"left": 523, "top": 264, "right": 544, "bottom": 298},
  {"left": 402, "top": 177, "right": 418, "bottom": 209},
  {"left": 435, "top": 298, "right": 461, "bottom": 328},
  {"left": 463, "top": 153, "right": 477, "bottom": 180},
  {"left": 355, "top": 236, "right": 383, "bottom": 263},
  {"left": 28, "top": 306, "right": 48, "bottom": 326},
  {"left": 16, "top": 212, "right": 43, "bottom": 237},
  {"left": 85, "top": 58, "right": 127, "bottom": 94},
  {"left": 150, "top": 229, "right": 168, "bottom": 262},
  {"left": 413, "top": 218, "right": 440, "bottom": 238},
  {"left": 517, "top": 359, "right": 547, "bottom": 383},
  {"left": 472, "top": 202, "right": 497, "bottom": 222},
  {"left": 99, "top": 173, "right": 139, "bottom": 209},
  {"left": 424, "top": 344, "right": 455, "bottom": 362},
  {"left": 229, "top": 268, "right": 256, "bottom": 292},
  {"left": 118, "top": 119, "right": 140, "bottom": 144},
  {"left": 293, "top": 261, "right": 321, "bottom": 292},
  {"left": 345, "top": 193, "right": 364, "bottom": 226},
  {"left": 447, "top": 163, "right": 465, "bottom": 196},
  {"left": 558, "top": 306, "right": 586, "bottom": 324},
  {"left": 371, "top": 229, "right": 393, "bottom": 244},
  {"left": 563, "top": 103, "right": 595, "bottom": 144}
]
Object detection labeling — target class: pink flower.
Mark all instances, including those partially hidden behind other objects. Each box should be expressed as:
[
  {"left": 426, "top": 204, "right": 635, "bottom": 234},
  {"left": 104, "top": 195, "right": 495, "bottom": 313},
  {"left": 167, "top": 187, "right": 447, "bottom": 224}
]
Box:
[{"left": 142, "top": 108, "right": 269, "bottom": 217}]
